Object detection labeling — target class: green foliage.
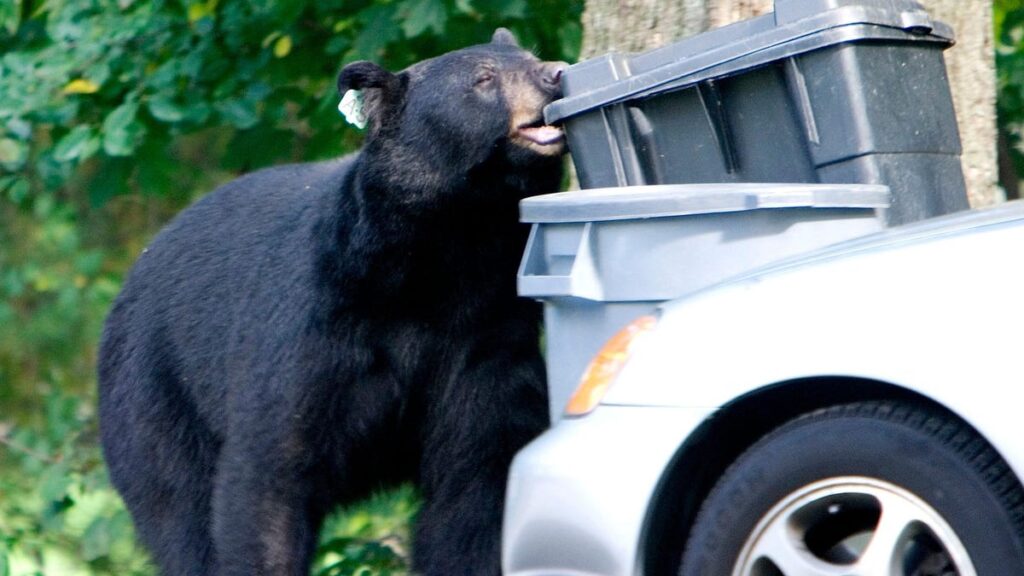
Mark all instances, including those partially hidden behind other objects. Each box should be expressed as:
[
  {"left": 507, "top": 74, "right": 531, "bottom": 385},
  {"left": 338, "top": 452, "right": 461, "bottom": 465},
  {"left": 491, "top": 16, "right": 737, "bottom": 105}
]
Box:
[
  {"left": 998, "top": 0, "right": 1024, "bottom": 178},
  {"left": 0, "top": 392, "right": 150, "bottom": 575},
  {"left": 1, "top": 0, "right": 582, "bottom": 573},
  {"left": 313, "top": 486, "right": 420, "bottom": 576},
  {"left": 0, "top": 0, "right": 583, "bottom": 196}
]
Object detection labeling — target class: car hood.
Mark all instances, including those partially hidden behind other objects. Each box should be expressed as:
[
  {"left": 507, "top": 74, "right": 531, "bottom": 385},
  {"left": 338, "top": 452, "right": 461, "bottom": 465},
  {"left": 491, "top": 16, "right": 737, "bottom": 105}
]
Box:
[{"left": 663, "top": 199, "right": 1024, "bottom": 311}]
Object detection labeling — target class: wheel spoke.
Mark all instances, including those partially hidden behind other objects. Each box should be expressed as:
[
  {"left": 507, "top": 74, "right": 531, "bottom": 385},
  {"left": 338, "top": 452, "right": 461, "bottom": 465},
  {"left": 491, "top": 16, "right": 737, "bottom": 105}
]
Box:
[
  {"left": 745, "top": 515, "right": 845, "bottom": 576},
  {"left": 852, "top": 491, "right": 920, "bottom": 574}
]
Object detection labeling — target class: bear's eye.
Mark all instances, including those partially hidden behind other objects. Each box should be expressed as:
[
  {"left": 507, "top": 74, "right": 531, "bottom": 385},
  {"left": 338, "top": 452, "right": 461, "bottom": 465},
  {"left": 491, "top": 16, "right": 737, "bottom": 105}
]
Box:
[{"left": 474, "top": 69, "right": 496, "bottom": 86}]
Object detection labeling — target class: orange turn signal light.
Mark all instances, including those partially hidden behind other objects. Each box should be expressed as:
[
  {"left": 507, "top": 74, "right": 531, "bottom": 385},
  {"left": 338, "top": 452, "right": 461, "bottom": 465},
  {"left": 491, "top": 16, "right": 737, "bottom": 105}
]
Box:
[{"left": 565, "top": 315, "right": 658, "bottom": 417}]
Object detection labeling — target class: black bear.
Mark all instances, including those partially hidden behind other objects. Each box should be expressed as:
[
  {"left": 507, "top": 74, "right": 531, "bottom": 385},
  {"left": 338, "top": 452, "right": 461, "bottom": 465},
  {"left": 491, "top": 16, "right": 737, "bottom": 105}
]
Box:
[{"left": 98, "top": 28, "right": 566, "bottom": 576}]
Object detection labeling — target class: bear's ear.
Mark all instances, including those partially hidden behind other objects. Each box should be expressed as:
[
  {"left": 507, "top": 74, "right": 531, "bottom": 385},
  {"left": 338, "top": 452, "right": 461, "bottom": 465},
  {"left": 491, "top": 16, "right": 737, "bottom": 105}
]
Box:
[
  {"left": 491, "top": 28, "right": 519, "bottom": 47},
  {"left": 337, "top": 61, "right": 397, "bottom": 94},
  {"left": 337, "top": 61, "right": 405, "bottom": 132}
]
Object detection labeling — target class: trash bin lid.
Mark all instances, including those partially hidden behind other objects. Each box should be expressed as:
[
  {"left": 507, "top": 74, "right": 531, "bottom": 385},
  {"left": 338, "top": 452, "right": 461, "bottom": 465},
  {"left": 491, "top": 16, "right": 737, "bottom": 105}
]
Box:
[
  {"left": 545, "top": 0, "right": 953, "bottom": 124},
  {"left": 520, "top": 183, "right": 890, "bottom": 223}
]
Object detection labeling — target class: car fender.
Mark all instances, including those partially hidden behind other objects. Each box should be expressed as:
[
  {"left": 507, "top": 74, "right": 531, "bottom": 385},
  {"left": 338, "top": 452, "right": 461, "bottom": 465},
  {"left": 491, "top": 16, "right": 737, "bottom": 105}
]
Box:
[{"left": 605, "top": 211, "right": 1024, "bottom": 482}]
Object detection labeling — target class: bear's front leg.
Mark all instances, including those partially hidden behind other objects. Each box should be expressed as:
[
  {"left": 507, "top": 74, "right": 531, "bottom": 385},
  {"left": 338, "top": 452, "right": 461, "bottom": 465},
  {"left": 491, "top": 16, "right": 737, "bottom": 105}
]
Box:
[
  {"left": 211, "top": 434, "right": 324, "bottom": 576},
  {"left": 412, "top": 347, "right": 548, "bottom": 576}
]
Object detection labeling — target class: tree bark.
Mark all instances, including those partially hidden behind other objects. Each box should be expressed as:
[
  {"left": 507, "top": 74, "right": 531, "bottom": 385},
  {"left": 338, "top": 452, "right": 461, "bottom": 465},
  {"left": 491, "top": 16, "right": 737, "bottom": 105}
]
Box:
[
  {"left": 921, "top": 0, "right": 999, "bottom": 206},
  {"left": 579, "top": 0, "right": 997, "bottom": 206}
]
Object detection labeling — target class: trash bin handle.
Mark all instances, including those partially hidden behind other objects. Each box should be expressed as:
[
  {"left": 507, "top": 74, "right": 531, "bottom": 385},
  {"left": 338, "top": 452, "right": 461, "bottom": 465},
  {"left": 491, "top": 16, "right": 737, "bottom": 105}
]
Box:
[{"left": 900, "top": 10, "right": 933, "bottom": 35}]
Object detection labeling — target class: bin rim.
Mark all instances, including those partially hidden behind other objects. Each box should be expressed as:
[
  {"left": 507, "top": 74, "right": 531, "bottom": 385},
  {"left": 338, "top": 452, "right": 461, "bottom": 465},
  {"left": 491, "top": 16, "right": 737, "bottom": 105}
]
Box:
[
  {"left": 544, "top": 0, "right": 954, "bottom": 124},
  {"left": 519, "top": 183, "right": 890, "bottom": 223}
]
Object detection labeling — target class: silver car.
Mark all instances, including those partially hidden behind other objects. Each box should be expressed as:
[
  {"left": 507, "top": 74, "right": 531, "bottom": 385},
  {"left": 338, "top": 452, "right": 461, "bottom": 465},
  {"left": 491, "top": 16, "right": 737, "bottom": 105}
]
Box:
[{"left": 503, "top": 200, "right": 1024, "bottom": 576}]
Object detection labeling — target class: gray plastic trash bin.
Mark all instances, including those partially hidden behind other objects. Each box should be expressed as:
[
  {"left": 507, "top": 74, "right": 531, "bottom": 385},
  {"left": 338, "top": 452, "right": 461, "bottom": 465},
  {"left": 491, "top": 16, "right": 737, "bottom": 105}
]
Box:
[
  {"left": 518, "top": 183, "right": 890, "bottom": 422},
  {"left": 545, "top": 0, "right": 966, "bottom": 226}
]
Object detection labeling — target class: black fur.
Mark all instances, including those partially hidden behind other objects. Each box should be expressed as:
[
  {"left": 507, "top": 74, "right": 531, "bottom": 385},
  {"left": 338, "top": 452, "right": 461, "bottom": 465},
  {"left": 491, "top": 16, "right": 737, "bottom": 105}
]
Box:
[{"left": 98, "top": 31, "right": 565, "bottom": 576}]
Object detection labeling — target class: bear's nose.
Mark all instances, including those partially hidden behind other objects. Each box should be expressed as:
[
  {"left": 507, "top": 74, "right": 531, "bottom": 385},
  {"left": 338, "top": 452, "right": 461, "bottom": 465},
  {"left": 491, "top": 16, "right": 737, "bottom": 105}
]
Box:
[{"left": 541, "top": 61, "right": 569, "bottom": 97}]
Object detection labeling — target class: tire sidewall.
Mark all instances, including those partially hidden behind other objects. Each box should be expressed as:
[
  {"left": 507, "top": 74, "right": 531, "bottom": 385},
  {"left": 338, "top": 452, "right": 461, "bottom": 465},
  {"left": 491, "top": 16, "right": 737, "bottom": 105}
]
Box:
[{"left": 680, "top": 411, "right": 1024, "bottom": 575}]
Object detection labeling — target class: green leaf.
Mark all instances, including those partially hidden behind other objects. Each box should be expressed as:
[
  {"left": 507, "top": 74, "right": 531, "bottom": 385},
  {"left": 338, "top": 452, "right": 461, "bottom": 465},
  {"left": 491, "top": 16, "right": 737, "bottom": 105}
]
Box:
[
  {"left": 188, "top": 0, "right": 216, "bottom": 23},
  {"left": 262, "top": 30, "right": 282, "bottom": 48},
  {"left": 326, "top": 35, "right": 351, "bottom": 55},
  {"left": 0, "top": 547, "right": 8, "bottom": 576},
  {"left": 215, "top": 99, "right": 260, "bottom": 130},
  {"left": 84, "top": 62, "right": 112, "bottom": 89},
  {"left": 148, "top": 59, "right": 182, "bottom": 89},
  {"left": 88, "top": 157, "right": 133, "bottom": 207},
  {"left": 0, "top": 0, "right": 20, "bottom": 35},
  {"left": 498, "top": 0, "right": 527, "bottom": 19},
  {"left": 40, "top": 462, "right": 71, "bottom": 505},
  {"left": 102, "top": 101, "right": 146, "bottom": 156},
  {"left": 400, "top": 0, "right": 447, "bottom": 37},
  {"left": 0, "top": 138, "right": 28, "bottom": 170},
  {"left": 351, "top": 4, "right": 401, "bottom": 60},
  {"left": 147, "top": 95, "right": 186, "bottom": 122},
  {"left": 5, "top": 118, "right": 31, "bottom": 139},
  {"left": 476, "top": 0, "right": 526, "bottom": 19},
  {"left": 136, "top": 144, "right": 176, "bottom": 195},
  {"left": 82, "top": 517, "right": 113, "bottom": 561},
  {"left": 110, "top": 509, "right": 135, "bottom": 542},
  {"left": 245, "top": 82, "right": 272, "bottom": 102},
  {"left": 32, "top": 190, "right": 55, "bottom": 218},
  {"left": 53, "top": 125, "right": 99, "bottom": 162},
  {"left": 557, "top": 22, "right": 582, "bottom": 60},
  {"left": 182, "top": 100, "right": 212, "bottom": 124},
  {"left": 222, "top": 126, "right": 292, "bottom": 170},
  {"left": 4, "top": 176, "right": 29, "bottom": 204},
  {"left": 74, "top": 251, "right": 104, "bottom": 276},
  {"left": 317, "top": 537, "right": 357, "bottom": 557}
]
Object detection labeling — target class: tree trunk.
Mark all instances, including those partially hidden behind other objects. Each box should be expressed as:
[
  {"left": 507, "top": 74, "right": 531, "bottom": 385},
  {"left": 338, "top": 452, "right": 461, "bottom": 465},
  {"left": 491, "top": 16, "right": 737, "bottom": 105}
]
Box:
[
  {"left": 921, "top": 0, "right": 999, "bottom": 206},
  {"left": 579, "top": 0, "right": 997, "bottom": 206}
]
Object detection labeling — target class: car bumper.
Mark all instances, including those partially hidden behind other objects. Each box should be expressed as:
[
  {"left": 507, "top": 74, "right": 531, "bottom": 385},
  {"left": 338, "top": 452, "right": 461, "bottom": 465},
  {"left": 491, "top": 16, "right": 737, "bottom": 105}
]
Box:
[{"left": 502, "top": 404, "right": 708, "bottom": 576}]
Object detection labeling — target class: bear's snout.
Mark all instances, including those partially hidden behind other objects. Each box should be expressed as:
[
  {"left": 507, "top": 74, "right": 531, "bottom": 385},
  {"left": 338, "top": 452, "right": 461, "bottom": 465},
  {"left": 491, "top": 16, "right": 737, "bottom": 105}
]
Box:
[
  {"left": 539, "top": 61, "right": 568, "bottom": 98},
  {"left": 505, "top": 60, "right": 569, "bottom": 155}
]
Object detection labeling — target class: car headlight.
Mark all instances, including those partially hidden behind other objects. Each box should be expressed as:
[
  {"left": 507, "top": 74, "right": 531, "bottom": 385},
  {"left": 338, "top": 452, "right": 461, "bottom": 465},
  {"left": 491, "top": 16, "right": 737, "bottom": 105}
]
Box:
[{"left": 564, "top": 315, "right": 658, "bottom": 417}]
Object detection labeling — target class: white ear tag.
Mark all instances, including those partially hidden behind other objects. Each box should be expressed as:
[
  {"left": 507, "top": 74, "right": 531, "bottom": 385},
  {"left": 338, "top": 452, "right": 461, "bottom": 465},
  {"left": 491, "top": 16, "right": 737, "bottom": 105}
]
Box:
[{"left": 339, "top": 89, "right": 367, "bottom": 129}]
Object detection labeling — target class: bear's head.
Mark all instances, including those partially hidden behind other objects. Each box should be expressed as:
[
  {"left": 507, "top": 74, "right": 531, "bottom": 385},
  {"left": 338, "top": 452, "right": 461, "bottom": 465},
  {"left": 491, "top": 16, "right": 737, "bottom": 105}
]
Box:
[{"left": 337, "top": 29, "right": 567, "bottom": 194}]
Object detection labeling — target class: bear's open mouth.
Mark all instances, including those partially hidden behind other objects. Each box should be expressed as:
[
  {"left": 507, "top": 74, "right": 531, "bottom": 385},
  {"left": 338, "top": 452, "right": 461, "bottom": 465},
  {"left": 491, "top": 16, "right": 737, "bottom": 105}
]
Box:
[{"left": 517, "top": 118, "right": 564, "bottom": 146}]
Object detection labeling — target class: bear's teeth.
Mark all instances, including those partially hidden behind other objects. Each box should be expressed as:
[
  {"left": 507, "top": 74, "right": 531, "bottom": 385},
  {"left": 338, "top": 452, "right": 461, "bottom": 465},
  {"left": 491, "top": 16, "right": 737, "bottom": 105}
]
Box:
[{"left": 519, "top": 125, "right": 564, "bottom": 145}]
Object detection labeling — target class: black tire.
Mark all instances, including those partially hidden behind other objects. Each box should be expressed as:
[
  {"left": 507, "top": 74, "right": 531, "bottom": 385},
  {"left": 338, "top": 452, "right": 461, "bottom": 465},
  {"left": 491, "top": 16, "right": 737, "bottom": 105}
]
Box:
[{"left": 679, "top": 402, "right": 1024, "bottom": 576}]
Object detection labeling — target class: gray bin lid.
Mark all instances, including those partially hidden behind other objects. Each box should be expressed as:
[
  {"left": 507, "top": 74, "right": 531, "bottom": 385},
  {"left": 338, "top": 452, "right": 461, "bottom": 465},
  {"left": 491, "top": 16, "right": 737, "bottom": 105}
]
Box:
[
  {"left": 520, "top": 183, "right": 891, "bottom": 224},
  {"left": 545, "top": 0, "right": 953, "bottom": 124}
]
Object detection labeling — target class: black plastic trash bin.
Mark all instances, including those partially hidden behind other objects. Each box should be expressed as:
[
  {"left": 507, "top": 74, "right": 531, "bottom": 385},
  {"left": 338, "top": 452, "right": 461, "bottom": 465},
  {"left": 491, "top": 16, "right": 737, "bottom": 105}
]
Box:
[{"left": 545, "top": 0, "right": 968, "bottom": 226}]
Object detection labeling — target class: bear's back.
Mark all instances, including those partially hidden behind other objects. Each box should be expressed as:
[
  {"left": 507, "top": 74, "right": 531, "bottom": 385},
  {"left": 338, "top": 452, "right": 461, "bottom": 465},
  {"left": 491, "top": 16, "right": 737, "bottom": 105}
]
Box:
[{"left": 100, "top": 156, "right": 357, "bottom": 426}]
